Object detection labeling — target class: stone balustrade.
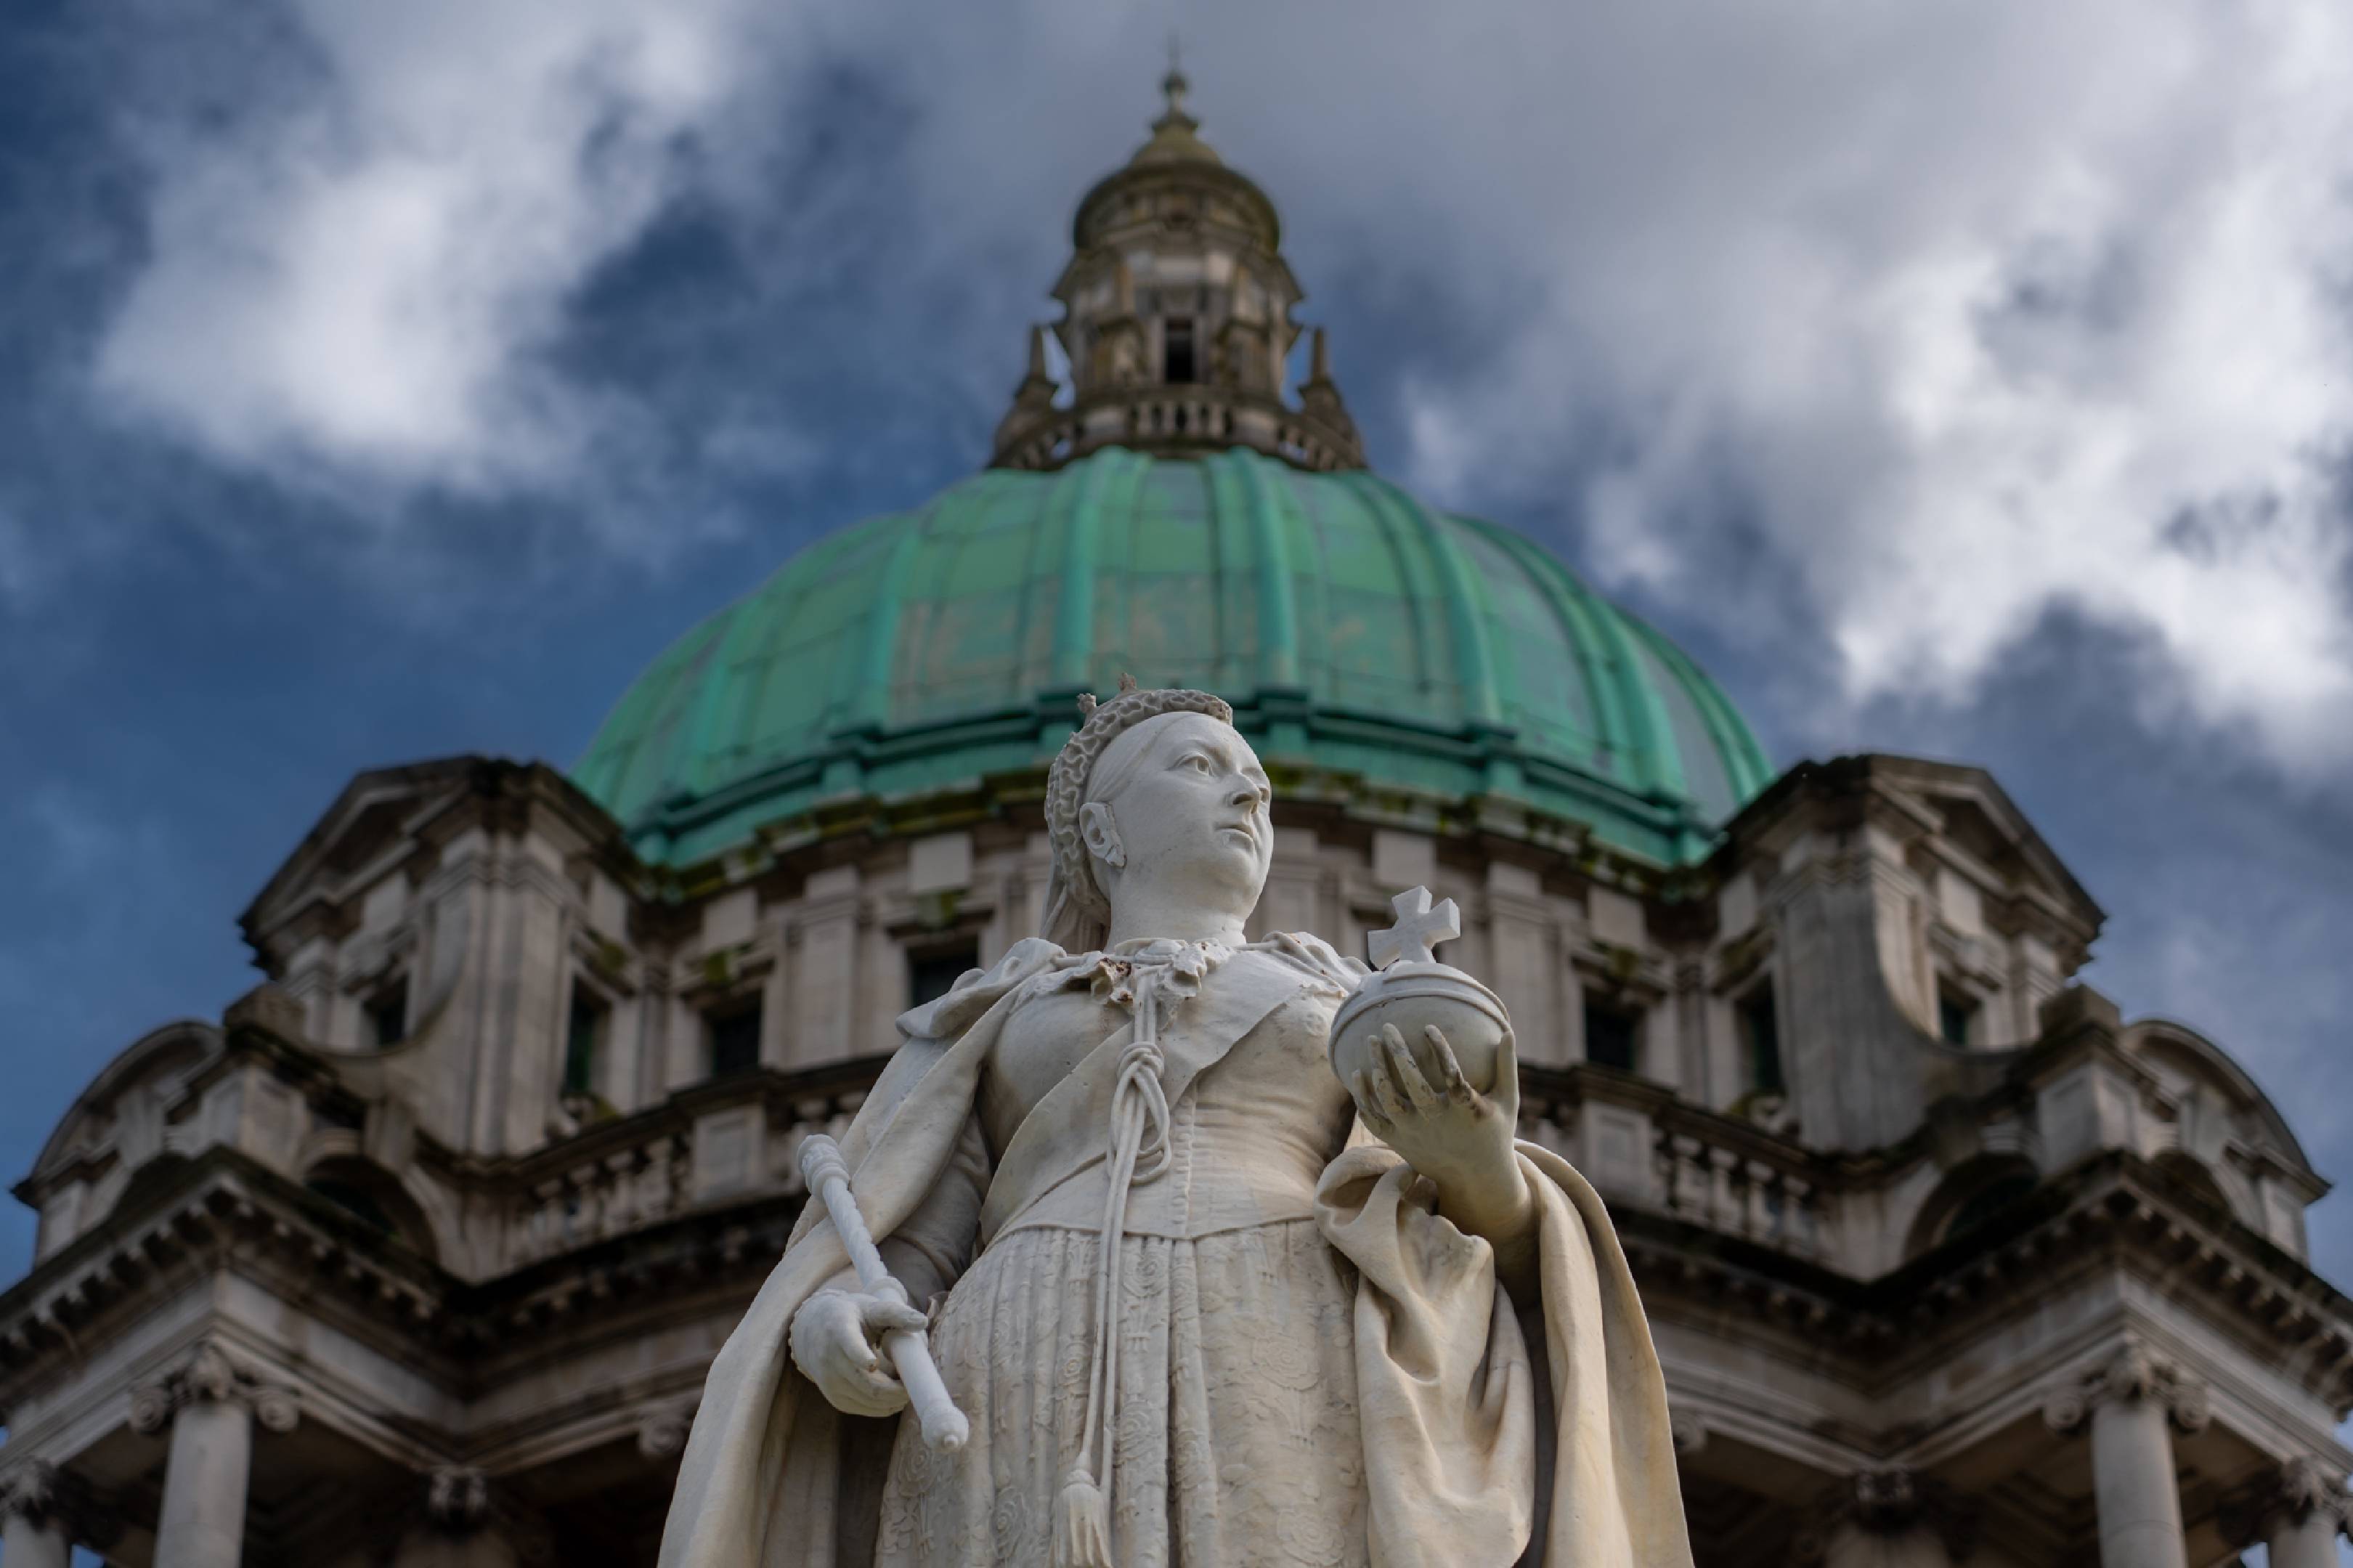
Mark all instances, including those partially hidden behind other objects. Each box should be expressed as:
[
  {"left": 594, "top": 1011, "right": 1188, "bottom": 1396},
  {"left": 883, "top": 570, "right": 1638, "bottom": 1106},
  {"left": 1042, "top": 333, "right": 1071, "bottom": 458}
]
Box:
[
  {"left": 992, "top": 386, "right": 1362, "bottom": 471},
  {"left": 1520, "top": 1065, "right": 1837, "bottom": 1265},
  {"left": 500, "top": 1059, "right": 1841, "bottom": 1275},
  {"left": 497, "top": 1067, "right": 876, "bottom": 1270}
]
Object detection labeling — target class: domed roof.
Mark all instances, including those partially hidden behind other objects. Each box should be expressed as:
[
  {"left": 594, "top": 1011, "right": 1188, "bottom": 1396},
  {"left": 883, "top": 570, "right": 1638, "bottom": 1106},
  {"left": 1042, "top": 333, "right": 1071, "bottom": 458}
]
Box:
[{"left": 574, "top": 447, "right": 1773, "bottom": 869}]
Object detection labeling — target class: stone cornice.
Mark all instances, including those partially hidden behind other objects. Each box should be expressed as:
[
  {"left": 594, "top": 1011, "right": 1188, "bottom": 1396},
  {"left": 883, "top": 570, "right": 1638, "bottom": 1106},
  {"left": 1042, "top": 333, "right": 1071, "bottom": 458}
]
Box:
[
  {"left": 0, "top": 1140, "right": 805, "bottom": 1423},
  {"left": 1620, "top": 1153, "right": 2353, "bottom": 1413}
]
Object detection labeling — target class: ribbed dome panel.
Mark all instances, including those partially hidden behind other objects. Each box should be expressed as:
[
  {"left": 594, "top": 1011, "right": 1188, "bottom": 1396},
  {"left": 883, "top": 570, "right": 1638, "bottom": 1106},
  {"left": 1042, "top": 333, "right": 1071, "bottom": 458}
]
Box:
[{"left": 574, "top": 448, "right": 1772, "bottom": 868}]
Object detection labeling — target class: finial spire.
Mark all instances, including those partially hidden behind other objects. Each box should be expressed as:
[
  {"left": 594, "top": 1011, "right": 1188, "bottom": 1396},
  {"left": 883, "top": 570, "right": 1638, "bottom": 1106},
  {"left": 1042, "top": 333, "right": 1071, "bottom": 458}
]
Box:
[
  {"left": 1158, "top": 36, "right": 1194, "bottom": 130},
  {"left": 984, "top": 45, "right": 1367, "bottom": 474}
]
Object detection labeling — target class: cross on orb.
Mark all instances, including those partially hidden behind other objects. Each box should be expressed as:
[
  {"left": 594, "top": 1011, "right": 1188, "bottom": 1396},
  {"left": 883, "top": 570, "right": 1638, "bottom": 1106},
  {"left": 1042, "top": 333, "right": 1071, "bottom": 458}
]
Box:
[{"left": 1367, "top": 885, "right": 1460, "bottom": 970}]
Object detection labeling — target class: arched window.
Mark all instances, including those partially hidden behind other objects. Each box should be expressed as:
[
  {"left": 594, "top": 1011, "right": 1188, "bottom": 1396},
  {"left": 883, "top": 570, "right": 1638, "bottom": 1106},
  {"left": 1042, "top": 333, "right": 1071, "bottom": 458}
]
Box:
[
  {"left": 1904, "top": 1155, "right": 2040, "bottom": 1258},
  {"left": 2155, "top": 1152, "right": 2232, "bottom": 1216},
  {"left": 303, "top": 1156, "right": 438, "bottom": 1262},
  {"left": 1942, "top": 1174, "right": 2037, "bottom": 1243}
]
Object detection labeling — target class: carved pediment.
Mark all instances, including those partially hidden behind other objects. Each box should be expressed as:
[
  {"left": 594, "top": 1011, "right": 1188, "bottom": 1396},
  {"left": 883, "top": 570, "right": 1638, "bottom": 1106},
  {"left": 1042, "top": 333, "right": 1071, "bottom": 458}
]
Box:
[{"left": 240, "top": 757, "right": 631, "bottom": 972}]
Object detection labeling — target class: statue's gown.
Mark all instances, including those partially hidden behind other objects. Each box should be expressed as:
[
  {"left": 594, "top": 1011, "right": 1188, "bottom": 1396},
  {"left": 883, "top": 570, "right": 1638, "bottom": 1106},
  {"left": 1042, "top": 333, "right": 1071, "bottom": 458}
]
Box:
[
  {"left": 659, "top": 938, "right": 1694, "bottom": 1568},
  {"left": 879, "top": 964, "right": 1364, "bottom": 1565}
]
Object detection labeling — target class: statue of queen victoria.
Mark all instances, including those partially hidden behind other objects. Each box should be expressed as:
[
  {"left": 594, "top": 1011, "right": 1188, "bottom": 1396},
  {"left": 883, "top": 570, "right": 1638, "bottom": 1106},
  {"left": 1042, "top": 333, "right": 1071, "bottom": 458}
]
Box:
[{"left": 660, "top": 683, "right": 1694, "bottom": 1567}]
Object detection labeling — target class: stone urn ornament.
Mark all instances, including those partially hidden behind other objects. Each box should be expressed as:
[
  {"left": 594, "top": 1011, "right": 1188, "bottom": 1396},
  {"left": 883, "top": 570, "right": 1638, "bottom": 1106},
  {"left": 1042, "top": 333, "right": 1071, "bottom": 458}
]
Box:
[{"left": 1332, "top": 886, "right": 1515, "bottom": 1103}]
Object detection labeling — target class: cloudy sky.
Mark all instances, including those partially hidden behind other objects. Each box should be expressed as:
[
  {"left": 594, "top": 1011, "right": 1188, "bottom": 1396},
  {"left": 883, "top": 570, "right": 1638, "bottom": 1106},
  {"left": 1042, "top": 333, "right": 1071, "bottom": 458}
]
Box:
[{"left": 6, "top": 0, "right": 2352, "bottom": 1328}]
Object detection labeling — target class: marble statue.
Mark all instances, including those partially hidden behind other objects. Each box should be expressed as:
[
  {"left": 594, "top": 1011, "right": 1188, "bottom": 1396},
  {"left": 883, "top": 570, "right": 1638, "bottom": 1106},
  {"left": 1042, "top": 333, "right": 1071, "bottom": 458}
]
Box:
[{"left": 659, "top": 683, "right": 1695, "bottom": 1567}]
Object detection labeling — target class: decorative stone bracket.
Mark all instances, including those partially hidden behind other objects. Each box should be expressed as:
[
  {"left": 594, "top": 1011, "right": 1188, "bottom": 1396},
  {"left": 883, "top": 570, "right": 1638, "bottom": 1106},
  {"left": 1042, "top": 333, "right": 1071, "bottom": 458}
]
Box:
[
  {"left": 1789, "top": 1467, "right": 1979, "bottom": 1564},
  {"left": 428, "top": 1464, "right": 491, "bottom": 1530},
  {"left": 2041, "top": 1342, "right": 2211, "bottom": 1437},
  {"left": 420, "top": 1464, "right": 552, "bottom": 1561},
  {"left": 128, "top": 1339, "right": 299, "bottom": 1435}
]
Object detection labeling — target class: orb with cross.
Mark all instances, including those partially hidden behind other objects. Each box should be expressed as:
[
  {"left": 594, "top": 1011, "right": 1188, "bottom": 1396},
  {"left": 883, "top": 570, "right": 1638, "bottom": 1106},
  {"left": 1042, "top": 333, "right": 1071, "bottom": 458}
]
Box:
[{"left": 1331, "top": 885, "right": 1516, "bottom": 1110}]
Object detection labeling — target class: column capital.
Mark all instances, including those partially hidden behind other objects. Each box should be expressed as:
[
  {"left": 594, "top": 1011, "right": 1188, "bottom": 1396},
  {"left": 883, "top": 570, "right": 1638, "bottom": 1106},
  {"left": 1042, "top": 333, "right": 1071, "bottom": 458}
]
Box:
[
  {"left": 2218, "top": 1456, "right": 2353, "bottom": 1548},
  {"left": 2041, "top": 1342, "right": 2209, "bottom": 1437},
  {"left": 2, "top": 1459, "right": 118, "bottom": 1550},
  {"left": 129, "top": 1339, "right": 300, "bottom": 1436},
  {"left": 1789, "top": 1467, "right": 1979, "bottom": 1564},
  {"left": 1, "top": 1461, "right": 73, "bottom": 1527}
]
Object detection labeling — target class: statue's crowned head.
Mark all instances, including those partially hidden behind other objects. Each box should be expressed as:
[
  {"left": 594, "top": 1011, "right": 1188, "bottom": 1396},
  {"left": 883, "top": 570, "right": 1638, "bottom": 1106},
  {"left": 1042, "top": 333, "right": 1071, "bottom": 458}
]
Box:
[{"left": 1042, "top": 678, "right": 1275, "bottom": 951}]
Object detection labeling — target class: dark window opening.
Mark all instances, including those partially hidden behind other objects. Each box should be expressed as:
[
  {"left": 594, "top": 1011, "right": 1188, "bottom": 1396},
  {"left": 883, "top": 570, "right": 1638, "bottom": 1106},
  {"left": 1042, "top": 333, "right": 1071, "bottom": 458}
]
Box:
[
  {"left": 1164, "top": 318, "right": 1196, "bottom": 383},
  {"left": 1582, "top": 999, "right": 1641, "bottom": 1073},
  {"left": 367, "top": 984, "right": 408, "bottom": 1049},
  {"left": 301, "top": 1157, "right": 437, "bottom": 1262},
  {"left": 309, "top": 1178, "right": 397, "bottom": 1235},
  {"left": 910, "top": 942, "right": 981, "bottom": 1010},
  {"left": 1943, "top": 1174, "right": 2036, "bottom": 1243},
  {"left": 1739, "top": 983, "right": 1784, "bottom": 1095},
  {"left": 1938, "top": 988, "right": 1978, "bottom": 1047},
  {"left": 564, "top": 986, "right": 608, "bottom": 1097},
  {"left": 708, "top": 1002, "right": 763, "bottom": 1078}
]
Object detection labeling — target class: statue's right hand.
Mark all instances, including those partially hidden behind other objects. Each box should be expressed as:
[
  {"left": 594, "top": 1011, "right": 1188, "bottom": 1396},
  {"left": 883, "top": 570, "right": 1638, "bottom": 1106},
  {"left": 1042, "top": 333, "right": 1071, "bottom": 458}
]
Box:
[{"left": 789, "top": 1290, "right": 930, "bottom": 1418}]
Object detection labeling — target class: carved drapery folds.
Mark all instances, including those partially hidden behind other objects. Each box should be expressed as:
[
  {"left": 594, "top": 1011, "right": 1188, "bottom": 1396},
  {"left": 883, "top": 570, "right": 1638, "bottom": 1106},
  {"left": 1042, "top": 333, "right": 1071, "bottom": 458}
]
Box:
[
  {"left": 1788, "top": 1467, "right": 1979, "bottom": 1564},
  {"left": 2218, "top": 1456, "right": 2353, "bottom": 1547},
  {"left": 2040, "top": 1341, "right": 2210, "bottom": 1438},
  {"left": 128, "top": 1339, "right": 299, "bottom": 1435}
]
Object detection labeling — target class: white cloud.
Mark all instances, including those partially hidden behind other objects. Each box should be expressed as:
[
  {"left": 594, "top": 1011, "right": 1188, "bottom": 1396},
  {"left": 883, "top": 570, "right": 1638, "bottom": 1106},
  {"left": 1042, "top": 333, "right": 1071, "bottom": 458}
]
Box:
[
  {"left": 1300, "top": 0, "right": 2353, "bottom": 775},
  {"left": 92, "top": 0, "right": 793, "bottom": 497},
  {"left": 78, "top": 0, "right": 2353, "bottom": 774}
]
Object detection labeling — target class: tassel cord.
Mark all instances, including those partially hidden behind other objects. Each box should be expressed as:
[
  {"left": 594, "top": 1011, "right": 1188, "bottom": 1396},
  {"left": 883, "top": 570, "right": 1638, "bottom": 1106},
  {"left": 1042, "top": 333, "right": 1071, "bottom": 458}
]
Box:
[{"left": 1060, "top": 964, "right": 1171, "bottom": 1567}]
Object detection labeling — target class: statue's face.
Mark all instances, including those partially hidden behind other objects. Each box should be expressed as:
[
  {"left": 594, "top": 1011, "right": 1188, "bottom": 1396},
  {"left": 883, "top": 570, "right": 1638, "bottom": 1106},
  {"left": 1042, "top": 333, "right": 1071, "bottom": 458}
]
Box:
[{"left": 1087, "top": 712, "right": 1273, "bottom": 918}]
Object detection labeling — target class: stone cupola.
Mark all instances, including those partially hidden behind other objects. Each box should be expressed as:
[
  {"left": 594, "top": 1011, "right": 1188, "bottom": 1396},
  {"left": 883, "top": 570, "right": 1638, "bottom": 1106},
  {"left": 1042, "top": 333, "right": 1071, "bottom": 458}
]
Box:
[{"left": 991, "top": 65, "right": 1366, "bottom": 473}]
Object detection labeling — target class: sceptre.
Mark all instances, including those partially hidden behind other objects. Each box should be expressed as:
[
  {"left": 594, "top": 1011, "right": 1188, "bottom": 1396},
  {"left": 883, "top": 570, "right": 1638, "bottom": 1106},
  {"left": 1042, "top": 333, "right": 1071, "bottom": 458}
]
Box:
[{"left": 795, "top": 1134, "right": 970, "bottom": 1452}]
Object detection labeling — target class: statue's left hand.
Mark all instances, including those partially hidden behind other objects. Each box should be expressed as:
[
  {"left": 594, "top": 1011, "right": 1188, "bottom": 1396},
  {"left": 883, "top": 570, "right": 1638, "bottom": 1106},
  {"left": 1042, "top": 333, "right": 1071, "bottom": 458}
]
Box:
[{"left": 1348, "top": 1023, "right": 1534, "bottom": 1256}]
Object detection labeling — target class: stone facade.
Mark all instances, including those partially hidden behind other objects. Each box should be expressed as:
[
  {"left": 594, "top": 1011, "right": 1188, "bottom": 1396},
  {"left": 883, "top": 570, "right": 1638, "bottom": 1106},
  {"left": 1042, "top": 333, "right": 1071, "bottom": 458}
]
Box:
[{"left": 3, "top": 750, "right": 2345, "bottom": 1564}]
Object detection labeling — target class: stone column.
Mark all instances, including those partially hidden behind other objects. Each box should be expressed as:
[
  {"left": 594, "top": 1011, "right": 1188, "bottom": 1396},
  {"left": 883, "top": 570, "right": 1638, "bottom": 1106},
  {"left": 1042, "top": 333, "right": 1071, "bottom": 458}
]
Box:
[
  {"left": 1789, "top": 1469, "right": 1975, "bottom": 1568},
  {"left": 130, "top": 1340, "right": 300, "bottom": 1568},
  {"left": 2219, "top": 1455, "right": 2352, "bottom": 1568},
  {"left": 0, "top": 1461, "right": 77, "bottom": 1568},
  {"left": 2041, "top": 1343, "right": 2208, "bottom": 1568}
]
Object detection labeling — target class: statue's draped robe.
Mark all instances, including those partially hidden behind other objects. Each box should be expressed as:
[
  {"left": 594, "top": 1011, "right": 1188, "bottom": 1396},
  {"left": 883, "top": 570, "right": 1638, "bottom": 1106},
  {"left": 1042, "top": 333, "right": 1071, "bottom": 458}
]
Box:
[{"left": 660, "top": 938, "right": 1694, "bottom": 1568}]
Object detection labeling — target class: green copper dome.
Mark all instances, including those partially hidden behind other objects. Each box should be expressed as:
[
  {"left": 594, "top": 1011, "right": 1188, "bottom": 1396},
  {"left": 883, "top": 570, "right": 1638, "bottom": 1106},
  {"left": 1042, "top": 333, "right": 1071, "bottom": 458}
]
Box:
[{"left": 575, "top": 447, "right": 1772, "bottom": 870}]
